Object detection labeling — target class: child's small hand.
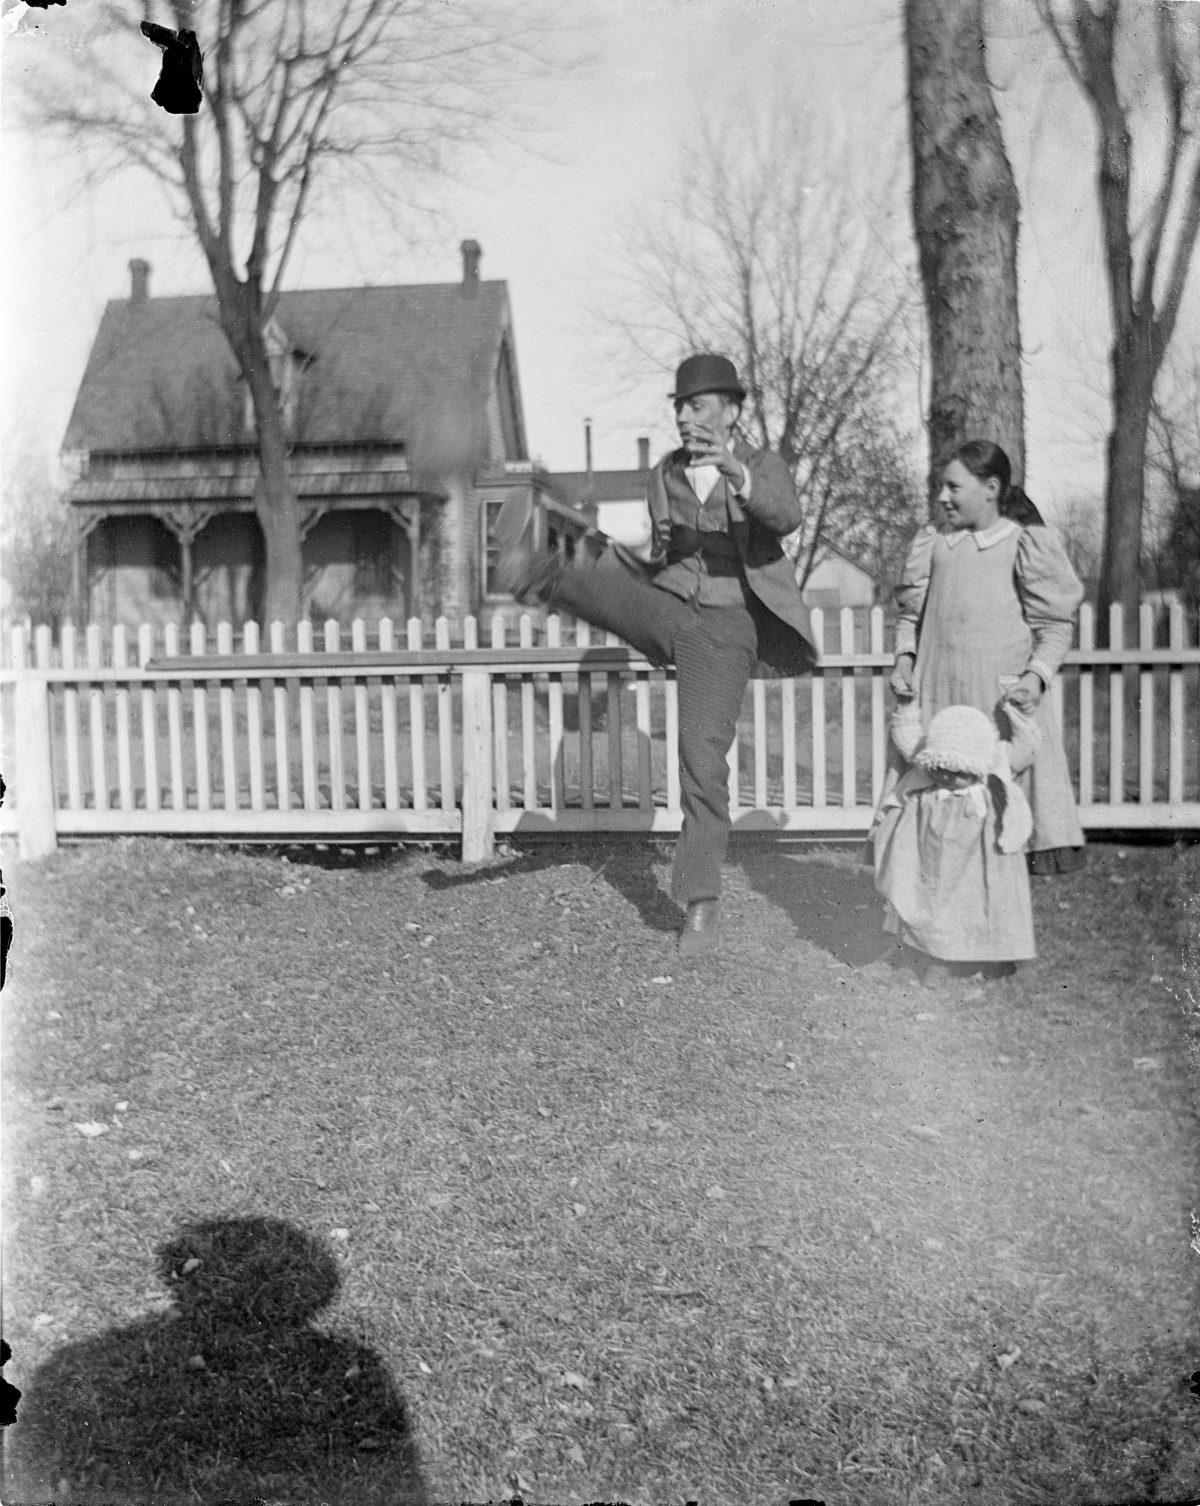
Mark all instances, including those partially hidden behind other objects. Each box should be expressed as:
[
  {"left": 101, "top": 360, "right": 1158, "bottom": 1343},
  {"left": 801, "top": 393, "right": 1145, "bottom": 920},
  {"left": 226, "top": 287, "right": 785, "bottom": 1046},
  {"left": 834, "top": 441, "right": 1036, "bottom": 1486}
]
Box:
[
  {"left": 1003, "top": 672, "right": 1044, "bottom": 714},
  {"left": 890, "top": 654, "right": 916, "bottom": 700}
]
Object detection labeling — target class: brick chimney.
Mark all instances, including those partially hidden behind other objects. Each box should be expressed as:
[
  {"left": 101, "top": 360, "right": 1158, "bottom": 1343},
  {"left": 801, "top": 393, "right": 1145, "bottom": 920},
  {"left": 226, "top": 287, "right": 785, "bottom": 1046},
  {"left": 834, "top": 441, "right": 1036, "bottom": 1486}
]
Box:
[
  {"left": 129, "top": 258, "right": 151, "bottom": 304},
  {"left": 460, "top": 239, "right": 481, "bottom": 291},
  {"left": 637, "top": 436, "right": 650, "bottom": 470}
]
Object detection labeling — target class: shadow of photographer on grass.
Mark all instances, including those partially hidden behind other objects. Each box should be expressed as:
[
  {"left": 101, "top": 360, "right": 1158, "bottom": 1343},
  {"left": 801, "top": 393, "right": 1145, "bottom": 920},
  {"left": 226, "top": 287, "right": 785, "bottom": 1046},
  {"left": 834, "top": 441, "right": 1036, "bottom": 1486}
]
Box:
[{"left": 5, "top": 1216, "right": 427, "bottom": 1506}]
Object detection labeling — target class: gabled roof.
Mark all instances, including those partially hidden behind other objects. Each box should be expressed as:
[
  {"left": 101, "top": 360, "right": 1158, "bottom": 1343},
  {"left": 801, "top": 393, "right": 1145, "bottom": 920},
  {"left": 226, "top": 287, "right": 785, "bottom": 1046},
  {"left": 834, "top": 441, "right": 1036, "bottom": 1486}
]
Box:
[
  {"left": 546, "top": 469, "right": 649, "bottom": 509},
  {"left": 63, "top": 281, "right": 522, "bottom": 473},
  {"left": 808, "top": 539, "right": 880, "bottom": 581}
]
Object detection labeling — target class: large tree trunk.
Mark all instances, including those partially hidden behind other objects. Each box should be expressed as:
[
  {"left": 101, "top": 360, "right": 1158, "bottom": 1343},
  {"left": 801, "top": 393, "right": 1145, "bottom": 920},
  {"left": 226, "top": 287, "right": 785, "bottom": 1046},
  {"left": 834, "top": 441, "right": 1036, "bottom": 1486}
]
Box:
[
  {"left": 247, "top": 370, "right": 305, "bottom": 629},
  {"left": 218, "top": 283, "right": 304, "bottom": 627},
  {"left": 1100, "top": 341, "right": 1154, "bottom": 625},
  {"left": 905, "top": 0, "right": 1025, "bottom": 502}
]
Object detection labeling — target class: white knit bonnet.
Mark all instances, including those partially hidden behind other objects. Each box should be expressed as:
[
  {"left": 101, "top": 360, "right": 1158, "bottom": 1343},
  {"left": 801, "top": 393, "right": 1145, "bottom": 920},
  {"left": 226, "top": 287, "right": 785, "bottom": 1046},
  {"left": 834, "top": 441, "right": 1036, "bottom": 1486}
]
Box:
[{"left": 913, "top": 705, "right": 998, "bottom": 781}]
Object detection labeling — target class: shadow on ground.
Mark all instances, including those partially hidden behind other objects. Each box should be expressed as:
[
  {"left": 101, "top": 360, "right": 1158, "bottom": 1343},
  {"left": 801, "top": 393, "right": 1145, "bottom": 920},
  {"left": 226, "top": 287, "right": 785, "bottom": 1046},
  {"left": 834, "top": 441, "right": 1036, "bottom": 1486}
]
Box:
[
  {"left": 737, "top": 844, "right": 900, "bottom": 968},
  {"left": 241, "top": 842, "right": 454, "bottom": 871},
  {"left": 4, "top": 1216, "right": 427, "bottom": 1506},
  {"left": 422, "top": 838, "right": 683, "bottom": 935}
]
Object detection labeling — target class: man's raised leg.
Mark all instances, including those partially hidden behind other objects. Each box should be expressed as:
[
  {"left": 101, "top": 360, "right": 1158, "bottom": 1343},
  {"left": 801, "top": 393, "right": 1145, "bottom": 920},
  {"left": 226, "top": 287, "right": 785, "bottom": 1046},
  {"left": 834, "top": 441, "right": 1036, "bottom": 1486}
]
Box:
[{"left": 493, "top": 492, "right": 682, "bottom": 665}]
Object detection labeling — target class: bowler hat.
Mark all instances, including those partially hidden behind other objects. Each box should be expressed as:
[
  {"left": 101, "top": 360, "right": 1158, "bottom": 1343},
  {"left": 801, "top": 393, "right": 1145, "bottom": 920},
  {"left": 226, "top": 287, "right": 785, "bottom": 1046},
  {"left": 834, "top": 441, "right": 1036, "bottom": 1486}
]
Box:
[{"left": 670, "top": 354, "right": 746, "bottom": 404}]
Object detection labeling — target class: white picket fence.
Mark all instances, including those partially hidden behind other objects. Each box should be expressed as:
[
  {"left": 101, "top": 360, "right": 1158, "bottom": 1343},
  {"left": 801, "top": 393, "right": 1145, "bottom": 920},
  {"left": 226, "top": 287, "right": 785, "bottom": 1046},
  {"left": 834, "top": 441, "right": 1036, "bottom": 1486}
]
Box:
[{"left": 3, "top": 604, "right": 1199, "bottom": 860}]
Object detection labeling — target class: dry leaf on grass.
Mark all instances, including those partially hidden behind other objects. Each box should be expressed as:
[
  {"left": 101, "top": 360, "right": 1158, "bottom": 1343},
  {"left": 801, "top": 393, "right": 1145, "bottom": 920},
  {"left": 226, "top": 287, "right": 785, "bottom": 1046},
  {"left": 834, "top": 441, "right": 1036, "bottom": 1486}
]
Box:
[{"left": 73, "top": 1122, "right": 109, "bottom": 1138}]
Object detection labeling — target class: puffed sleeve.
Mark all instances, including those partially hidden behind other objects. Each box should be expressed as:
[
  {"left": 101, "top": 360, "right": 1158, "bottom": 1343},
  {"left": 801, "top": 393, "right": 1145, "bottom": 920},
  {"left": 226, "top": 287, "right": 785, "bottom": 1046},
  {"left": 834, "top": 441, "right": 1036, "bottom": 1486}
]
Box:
[
  {"left": 996, "top": 703, "right": 1042, "bottom": 776},
  {"left": 1015, "top": 527, "right": 1084, "bottom": 685},
  {"left": 893, "top": 526, "right": 936, "bottom": 660},
  {"left": 890, "top": 700, "right": 923, "bottom": 761}
]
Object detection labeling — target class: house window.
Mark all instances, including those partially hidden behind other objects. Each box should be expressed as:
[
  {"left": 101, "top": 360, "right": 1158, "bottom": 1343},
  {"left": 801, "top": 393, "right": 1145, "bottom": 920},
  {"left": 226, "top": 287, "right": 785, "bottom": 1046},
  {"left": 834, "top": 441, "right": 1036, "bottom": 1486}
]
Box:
[
  {"left": 482, "top": 489, "right": 535, "bottom": 598},
  {"left": 353, "top": 512, "right": 395, "bottom": 596},
  {"left": 545, "top": 521, "right": 577, "bottom": 562}
]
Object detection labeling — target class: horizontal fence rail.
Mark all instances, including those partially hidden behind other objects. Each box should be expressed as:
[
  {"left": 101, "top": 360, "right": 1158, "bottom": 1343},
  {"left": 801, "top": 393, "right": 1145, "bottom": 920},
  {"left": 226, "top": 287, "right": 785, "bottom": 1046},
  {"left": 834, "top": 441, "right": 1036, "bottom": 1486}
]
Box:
[{"left": 3, "top": 603, "right": 1199, "bottom": 860}]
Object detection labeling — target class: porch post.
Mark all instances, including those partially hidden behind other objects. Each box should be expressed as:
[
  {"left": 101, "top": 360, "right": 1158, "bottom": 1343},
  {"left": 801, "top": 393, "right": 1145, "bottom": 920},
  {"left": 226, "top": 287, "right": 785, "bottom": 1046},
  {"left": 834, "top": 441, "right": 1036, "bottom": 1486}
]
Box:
[
  {"left": 71, "top": 538, "right": 85, "bottom": 621},
  {"left": 180, "top": 533, "right": 195, "bottom": 623},
  {"left": 409, "top": 504, "right": 422, "bottom": 621}
]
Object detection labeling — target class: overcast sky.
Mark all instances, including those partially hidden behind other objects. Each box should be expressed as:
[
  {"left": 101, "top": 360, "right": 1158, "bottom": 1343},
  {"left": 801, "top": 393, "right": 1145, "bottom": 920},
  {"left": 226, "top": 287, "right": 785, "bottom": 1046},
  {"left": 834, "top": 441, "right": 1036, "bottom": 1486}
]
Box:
[{"left": 1, "top": 0, "right": 1160, "bottom": 522}]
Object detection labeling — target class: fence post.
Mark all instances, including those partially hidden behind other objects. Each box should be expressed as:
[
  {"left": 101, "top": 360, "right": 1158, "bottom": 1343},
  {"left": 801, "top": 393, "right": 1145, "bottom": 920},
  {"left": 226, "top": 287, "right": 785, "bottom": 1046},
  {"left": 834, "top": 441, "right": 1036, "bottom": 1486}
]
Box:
[
  {"left": 460, "top": 666, "right": 494, "bottom": 862},
  {"left": 15, "top": 672, "right": 57, "bottom": 860}
]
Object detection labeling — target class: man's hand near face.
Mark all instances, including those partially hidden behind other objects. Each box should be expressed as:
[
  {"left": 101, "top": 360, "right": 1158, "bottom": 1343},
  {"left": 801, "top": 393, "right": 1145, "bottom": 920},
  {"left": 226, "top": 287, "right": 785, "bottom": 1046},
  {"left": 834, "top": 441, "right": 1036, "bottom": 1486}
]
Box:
[{"left": 685, "top": 421, "right": 747, "bottom": 491}]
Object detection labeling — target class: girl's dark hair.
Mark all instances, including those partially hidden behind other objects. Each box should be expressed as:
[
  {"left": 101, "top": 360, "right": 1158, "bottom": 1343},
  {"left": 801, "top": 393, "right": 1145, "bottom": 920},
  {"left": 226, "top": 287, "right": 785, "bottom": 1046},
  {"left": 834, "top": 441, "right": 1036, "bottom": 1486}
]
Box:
[{"left": 948, "top": 439, "right": 1044, "bottom": 526}]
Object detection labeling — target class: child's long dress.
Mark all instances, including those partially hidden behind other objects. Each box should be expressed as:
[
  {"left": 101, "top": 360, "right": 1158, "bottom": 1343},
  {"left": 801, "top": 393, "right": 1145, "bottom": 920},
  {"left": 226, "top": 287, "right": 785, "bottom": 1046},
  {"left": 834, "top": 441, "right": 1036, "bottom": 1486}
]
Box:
[
  {"left": 874, "top": 775, "right": 1036, "bottom": 962},
  {"left": 894, "top": 518, "right": 1084, "bottom": 855}
]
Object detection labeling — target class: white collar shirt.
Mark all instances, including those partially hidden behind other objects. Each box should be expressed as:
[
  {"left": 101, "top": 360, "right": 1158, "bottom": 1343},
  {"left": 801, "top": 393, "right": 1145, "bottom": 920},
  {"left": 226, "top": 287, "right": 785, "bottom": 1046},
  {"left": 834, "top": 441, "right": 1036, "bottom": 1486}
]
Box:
[
  {"left": 684, "top": 445, "right": 751, "bottom": 504},
  {"left": 942, "top": 516, "right": 1019, "bottom": 550}
]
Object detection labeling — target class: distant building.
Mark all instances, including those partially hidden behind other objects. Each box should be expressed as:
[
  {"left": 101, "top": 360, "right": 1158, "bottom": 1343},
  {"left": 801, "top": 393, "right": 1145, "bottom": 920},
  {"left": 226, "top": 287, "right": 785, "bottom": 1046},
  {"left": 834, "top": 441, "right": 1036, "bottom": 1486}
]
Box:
[
  {"left": 545, "top": 436, "right": 654, "bottom": 560},
  {"left": 797, "top": 543, "right": 880, "bottom": 612},
  {"left": 61, "top": 243, "right": 591, "bottom": 631}
]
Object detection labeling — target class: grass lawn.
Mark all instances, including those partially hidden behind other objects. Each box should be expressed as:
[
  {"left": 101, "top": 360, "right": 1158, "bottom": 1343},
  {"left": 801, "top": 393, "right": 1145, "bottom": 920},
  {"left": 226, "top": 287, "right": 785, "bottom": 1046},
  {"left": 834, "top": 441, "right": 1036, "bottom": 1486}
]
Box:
[{"left": 2, "top": 834, "right": 1198, "bottom": 1505}]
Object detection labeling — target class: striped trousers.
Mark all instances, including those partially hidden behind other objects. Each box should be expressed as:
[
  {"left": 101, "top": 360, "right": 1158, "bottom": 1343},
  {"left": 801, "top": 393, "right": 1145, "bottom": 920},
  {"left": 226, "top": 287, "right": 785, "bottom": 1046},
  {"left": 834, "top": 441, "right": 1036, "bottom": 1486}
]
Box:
[{"left": 543, "top": 551, "right": 758, "bottom": 905}]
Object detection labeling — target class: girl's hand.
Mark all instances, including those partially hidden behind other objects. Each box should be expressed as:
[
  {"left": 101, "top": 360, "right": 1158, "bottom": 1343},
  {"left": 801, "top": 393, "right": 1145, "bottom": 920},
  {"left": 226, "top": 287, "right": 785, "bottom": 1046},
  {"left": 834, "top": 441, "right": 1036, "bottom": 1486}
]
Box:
[
  {"left": 1004, "top": 672, "right": 1044, "bottom": 714},
  {"left": 890, "top": 654, "right": 916, "bottom": 700}
]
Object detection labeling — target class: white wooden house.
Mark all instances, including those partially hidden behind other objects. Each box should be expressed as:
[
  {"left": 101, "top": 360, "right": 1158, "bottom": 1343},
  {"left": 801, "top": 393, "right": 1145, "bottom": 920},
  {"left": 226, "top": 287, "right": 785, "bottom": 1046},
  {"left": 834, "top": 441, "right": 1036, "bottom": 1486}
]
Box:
[{"left": 61, "top": 244, "right": 590, "bottom": 632}]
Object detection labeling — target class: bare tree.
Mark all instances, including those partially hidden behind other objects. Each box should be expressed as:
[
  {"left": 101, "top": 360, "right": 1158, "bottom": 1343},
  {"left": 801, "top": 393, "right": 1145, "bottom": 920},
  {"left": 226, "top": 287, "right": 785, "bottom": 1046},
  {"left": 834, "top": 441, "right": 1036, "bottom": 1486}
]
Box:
[
  {"left": 1145, "top": 339, "right": 1200, "bottom": 606},
  {"left": 1053, "top": 493, "right": 1105, "bottom": 601},
  {"left": 905, "top": 0, "right": 1026, "bottom": 495},
  {"left": 1, "top": 451, "right": 77, "bottom": 633},
  {"left": 20, "top": 0, "right": 570, "bottom": 624},
  {"left": 1034, "top": 0, "right": 1200, "bottom": 621},
  {"left": 604, "top": 97, "right": 924, "bottom": 589}
]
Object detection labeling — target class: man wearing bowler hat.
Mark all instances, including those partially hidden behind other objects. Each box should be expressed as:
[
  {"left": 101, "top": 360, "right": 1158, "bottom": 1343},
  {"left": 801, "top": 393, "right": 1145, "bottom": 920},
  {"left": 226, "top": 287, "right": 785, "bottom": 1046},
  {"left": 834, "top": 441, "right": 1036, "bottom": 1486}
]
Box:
[{"left": 494, "top": 353, "right": 814, "bottom": 955}]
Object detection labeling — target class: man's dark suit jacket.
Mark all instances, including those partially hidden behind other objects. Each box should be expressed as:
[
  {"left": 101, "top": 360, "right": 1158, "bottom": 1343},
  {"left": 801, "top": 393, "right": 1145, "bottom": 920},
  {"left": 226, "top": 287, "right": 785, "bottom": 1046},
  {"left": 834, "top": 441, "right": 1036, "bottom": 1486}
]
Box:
[{"left": 645, "top": 439, "right": 816, "bottom": 678}]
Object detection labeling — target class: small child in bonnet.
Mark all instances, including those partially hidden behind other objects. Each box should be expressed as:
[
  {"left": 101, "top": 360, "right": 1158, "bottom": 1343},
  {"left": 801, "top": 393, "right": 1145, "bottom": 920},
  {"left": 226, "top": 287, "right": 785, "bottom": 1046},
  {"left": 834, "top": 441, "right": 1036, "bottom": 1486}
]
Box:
[{"left": 871, "top": 700, "right": 1041, "bottom": 986}]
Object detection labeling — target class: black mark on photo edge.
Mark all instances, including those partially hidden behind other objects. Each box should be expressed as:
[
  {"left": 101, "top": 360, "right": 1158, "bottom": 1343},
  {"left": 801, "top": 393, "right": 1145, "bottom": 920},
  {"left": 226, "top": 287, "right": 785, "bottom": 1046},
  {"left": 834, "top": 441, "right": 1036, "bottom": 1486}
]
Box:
[{"left": 140, "top": 21, "right": 204, "bottom": 115}]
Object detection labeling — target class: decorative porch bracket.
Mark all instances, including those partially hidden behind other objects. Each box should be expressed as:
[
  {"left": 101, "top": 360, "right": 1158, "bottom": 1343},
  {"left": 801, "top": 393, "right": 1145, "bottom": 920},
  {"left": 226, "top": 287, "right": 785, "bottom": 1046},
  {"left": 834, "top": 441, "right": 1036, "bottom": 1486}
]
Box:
[{"left": 153, "top": 504, "right": 219, "bottom": 622}]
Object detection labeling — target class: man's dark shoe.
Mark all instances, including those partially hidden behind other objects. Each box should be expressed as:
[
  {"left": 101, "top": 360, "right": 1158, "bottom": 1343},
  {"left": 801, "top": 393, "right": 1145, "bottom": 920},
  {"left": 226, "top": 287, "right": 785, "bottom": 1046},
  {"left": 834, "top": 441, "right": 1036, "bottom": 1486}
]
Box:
[
  {"left": 678, "top": 898, "right": 720, "bottom": 956},
  {"left": 492, "top": 491, "right": 538, "bottom": 597}
]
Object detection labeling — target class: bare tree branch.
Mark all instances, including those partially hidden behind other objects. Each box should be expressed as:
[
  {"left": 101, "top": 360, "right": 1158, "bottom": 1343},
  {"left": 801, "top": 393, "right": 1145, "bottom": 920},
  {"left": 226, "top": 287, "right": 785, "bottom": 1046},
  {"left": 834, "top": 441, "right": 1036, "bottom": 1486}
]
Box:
[
  {"left": 17, "top": 0, "right": 579, "bottom": 622},
  {"left": 1036, "top": 0, "right": 1200, "bottom": 615},
  {"left": 601, "top": 94, "right": 923, "bottom": 582}
]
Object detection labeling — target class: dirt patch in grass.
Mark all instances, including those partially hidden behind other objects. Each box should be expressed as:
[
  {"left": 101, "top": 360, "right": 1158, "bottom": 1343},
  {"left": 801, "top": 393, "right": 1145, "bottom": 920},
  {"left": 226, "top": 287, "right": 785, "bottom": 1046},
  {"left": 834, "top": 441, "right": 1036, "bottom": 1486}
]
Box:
[{"left": 2, "top": 835, "right": 1197, "bottom": 1505}]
